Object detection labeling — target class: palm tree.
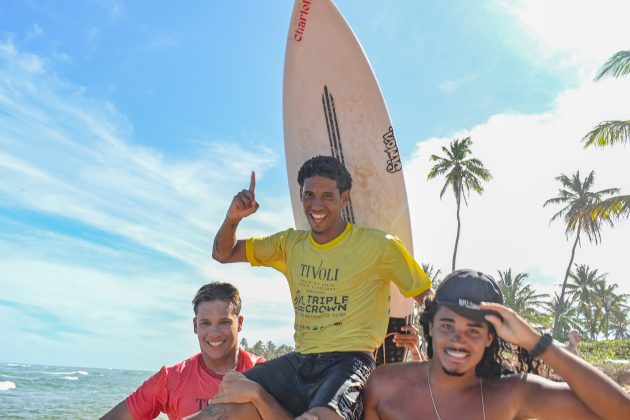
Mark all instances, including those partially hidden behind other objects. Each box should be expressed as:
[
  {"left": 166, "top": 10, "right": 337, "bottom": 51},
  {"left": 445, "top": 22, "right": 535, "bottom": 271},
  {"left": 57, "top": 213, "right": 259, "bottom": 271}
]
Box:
[
  {"left": 421, "top": 263, "right": 443, "bottom": 289},
  {"left": 611, "top": 309, "right": 630, "bottom": 340},
  {"left": 566, "top": 264, "right": 605, "bottom": 304},
  {"left": 565, "top": 264, "right": 606, "bottom": 339},
  {"left": 582, "top": 50, "right": 630, "bottom": 221},
  {"left": 496, "top": 269, "right": 548, "bottom": 325},
  {"left": 427, "top": 137, "right": 492, "bottom": 271},
  {"left": 543, "top": 171, "right": 619, "bottom": 337},
  {"left": 544, "top": 292, "right": 581, "bottom": 341},
  {"left": 593, "top": 281, "right": 629, "bottom": 339}
]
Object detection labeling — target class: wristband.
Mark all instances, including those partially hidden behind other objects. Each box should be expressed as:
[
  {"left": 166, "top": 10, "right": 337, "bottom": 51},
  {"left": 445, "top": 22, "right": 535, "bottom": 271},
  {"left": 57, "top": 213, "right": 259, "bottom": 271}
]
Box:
[{"left": 529, "top": 333, "right": 553, "bottom": 358}]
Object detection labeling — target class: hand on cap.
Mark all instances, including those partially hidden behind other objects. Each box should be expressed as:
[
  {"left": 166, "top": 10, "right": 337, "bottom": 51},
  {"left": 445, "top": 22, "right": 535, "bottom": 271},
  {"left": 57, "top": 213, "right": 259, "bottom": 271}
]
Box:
[
  {"left": 481, "top": 302, "right": 541, "bottom": 352},
  {"left": 227, "top": 171, "right": 259, "bottom": 223}
]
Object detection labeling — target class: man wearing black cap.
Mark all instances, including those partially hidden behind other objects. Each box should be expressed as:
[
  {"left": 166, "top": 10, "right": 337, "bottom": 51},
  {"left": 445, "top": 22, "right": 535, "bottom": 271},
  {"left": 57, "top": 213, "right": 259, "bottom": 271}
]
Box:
[{"left": 363, "top": 269, "right": 630, "bottom": 420}]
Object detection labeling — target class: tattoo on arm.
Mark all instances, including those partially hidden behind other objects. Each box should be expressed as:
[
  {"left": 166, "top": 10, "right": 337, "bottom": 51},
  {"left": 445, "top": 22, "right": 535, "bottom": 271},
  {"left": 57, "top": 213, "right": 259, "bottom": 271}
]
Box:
[{"left": 200, "top": 404, "right": 228, "bottom": 420}]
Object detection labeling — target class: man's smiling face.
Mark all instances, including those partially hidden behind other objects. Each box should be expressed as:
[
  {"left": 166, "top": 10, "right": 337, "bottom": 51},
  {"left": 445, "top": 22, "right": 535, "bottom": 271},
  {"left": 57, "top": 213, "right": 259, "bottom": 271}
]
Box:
[
  {"left": 194, "top": 300, "right": 243, "bottom": 370},
  {"left": 429, "top": 305, "right": 494, "bottom": 377},
  {"left": 300, "top": 175, "right": 349, "bottom": 243}
]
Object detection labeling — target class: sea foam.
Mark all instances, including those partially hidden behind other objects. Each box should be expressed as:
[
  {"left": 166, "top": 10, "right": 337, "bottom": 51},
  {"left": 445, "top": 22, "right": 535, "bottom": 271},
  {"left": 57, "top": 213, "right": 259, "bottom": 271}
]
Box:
[
  {"left": 0, "top": 381, "right": 16, "bottom": 391},
  {"left": 40, "top": 370, "right": 88, "bottom": 375}
]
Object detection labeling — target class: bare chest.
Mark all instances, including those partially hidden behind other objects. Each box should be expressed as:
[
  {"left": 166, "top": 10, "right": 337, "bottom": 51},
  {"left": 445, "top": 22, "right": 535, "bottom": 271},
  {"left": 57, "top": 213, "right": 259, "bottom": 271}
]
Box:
[{"left": 376, "top": 383, "right": 518, "bottom": 420}]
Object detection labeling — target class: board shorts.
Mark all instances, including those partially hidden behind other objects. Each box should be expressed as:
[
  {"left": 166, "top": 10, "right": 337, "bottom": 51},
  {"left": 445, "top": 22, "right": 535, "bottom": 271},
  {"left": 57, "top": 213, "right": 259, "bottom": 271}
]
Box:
[{"left": 243, "top": 351, "right": 375, "bottom": 419}]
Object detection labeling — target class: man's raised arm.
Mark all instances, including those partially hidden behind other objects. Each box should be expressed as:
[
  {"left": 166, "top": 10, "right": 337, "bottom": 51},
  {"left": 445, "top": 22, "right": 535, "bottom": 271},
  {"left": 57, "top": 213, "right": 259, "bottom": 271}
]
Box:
[
  {"left": 482, "top": 302, "right": 630, "bottom": 420},
  {"left": 213, "top": 171, "right": 259, "bottom": 263}
]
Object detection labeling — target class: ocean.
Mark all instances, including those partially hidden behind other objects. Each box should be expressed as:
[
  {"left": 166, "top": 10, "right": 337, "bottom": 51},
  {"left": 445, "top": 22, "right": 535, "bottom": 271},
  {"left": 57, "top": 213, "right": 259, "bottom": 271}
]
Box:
[{"left": 0, "top": 362, "right": 167, "bottom": 419}]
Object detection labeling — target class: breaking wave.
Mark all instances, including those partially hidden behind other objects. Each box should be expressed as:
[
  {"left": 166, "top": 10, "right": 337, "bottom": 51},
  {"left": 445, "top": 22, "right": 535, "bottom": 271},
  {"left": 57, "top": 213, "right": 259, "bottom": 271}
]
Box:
[{"left": 0, "top": 381, "right": 16, "bottom": 391}]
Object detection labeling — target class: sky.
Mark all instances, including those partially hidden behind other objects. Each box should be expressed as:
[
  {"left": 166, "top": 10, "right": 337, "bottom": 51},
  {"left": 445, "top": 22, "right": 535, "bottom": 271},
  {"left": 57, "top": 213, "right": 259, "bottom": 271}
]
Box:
[{"left": 1, "top": 0, "right": 629, "bottom": 371}]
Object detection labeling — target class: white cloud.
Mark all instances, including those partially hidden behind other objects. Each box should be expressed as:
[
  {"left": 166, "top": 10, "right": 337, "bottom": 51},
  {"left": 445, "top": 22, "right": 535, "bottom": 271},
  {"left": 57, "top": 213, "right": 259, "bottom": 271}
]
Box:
[
  {"left": 0, "top": 39, "right": 283, "bottom": 268},
  {"left": 3, "top": 0, "right": 629, "bottom": 369},
  {"left": 0, "top": 39, "right": 294, "bottom": 369},
  {"left": 407, "top": 76, "right": 630, "bottom": 297},
  {"left": 498, "top": 0, "right": 630, "bottom": 80},
  {"left": 406, "top": 0, "right": 630, "bottom": 299}
]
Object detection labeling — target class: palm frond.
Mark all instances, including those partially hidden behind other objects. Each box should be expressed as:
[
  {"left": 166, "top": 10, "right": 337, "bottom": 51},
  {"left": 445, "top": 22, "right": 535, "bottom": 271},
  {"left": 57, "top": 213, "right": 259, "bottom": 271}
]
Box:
[
  {"left": 439, "top": 179, "right": 450, "bottom": 199},
  {"left": 594, "top": 50, "right": 630, "bottom": 81},
  {"left": 582, "top": 120, "right": 630, "bottom": 148},
  {"left": 583, "top": 170, "right": 595, "bottom": 192},
  {"left": 587, "top": 194, "right": 630, "bottom": 221},
  {"left": 545, "top": 170, "right": 619, "bottom": 241}
]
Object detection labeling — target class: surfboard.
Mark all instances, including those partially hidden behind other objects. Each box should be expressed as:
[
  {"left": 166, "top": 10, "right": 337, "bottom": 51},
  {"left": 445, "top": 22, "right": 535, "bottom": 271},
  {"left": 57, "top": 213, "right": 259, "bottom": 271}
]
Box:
[{"left": 283, "top": 0, "right": 416, "bottom": 363}]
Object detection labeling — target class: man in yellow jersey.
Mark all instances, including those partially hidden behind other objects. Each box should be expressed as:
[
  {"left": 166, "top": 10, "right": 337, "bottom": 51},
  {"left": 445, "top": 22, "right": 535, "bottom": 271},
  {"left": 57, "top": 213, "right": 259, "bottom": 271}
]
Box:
[
  {"left": 363, "top": 270, "right": 630, "bottom": 420},
  {"left": 194, "top": 156, "right": 432, "bottom": 420}
]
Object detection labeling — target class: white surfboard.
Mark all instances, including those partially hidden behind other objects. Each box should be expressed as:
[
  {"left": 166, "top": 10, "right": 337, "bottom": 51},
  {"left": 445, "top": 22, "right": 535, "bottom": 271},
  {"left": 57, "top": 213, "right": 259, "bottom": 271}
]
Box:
[{"left": 283, "top": 0, "right": 415, "bottom": 363}]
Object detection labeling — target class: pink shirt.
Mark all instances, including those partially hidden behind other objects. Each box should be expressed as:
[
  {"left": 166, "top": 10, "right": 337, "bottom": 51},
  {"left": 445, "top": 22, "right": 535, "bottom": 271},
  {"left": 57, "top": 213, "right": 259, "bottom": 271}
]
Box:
[{"left": 126, "top": 349, "right": 264, "bottom": 419}]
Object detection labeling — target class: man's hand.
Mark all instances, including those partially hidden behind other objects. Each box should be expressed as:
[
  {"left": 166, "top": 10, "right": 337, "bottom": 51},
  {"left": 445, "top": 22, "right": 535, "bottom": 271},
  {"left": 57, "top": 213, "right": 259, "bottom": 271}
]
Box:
[
  {"left": 481, "top": 302, "right": 541, "bottom": 352},
  {"left": 211, "top": 371, "right": 262, "bottom": 405},
  {"left": 392, "top": 325, "right": 424, "bottom": 361},
  {"left": 227, "top": 171, "right": 259, "bottom": 223}
]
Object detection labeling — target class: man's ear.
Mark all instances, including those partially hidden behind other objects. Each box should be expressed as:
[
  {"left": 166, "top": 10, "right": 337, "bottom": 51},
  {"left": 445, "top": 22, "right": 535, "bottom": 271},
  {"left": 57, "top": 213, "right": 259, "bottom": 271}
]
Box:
[
  {"left": 237, "top": 315, "right": 244, "bottom": 332},
  {"left": 485, "top": 330, "right": 494, "bottom": 348},
  {"left": 340, "top": 189, "right": 350, "bottom": 206},
  {"left": 193, "top": 317, "right": 197, "bottom": 334}
]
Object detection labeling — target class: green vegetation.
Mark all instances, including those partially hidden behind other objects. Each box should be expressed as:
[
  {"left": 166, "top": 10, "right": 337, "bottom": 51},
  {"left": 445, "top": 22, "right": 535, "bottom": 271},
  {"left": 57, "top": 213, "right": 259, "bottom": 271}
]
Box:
[
  {"left": 493, "top": 264, "right": 628, "bottom": 342},
  {"left": 240, "top": 338, "right": 294, "bottom": 360},
  {"left": 421, "top": 262, "right": 443, "bottom": 289},
  {"left": 580, "top": 339, "right": 630, "bottom": 365},
  {"left": 496, "top": 269, "right": 548, "bottom": 326}
]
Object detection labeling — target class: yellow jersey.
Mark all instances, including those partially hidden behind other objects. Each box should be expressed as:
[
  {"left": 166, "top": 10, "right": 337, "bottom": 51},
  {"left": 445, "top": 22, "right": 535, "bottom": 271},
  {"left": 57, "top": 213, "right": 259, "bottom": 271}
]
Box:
[{"left": 246, "top": 224, "right": 431, "bottom": 353}]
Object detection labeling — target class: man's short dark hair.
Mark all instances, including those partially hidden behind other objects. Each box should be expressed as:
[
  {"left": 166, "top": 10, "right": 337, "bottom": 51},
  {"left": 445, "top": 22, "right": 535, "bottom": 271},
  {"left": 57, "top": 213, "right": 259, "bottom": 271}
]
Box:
[
  {"left": 297, "top": 155, "right": 352, "bottom": 193},
  {"left": 192, "top": 282, "right": 242, "bottom": 315}
]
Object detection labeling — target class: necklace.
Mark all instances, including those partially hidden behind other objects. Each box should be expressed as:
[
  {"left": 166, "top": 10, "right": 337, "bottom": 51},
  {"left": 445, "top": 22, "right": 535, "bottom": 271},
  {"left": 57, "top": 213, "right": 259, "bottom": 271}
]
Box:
[{"left": 426, "top": 363, "right": 486, "bottom": 420}]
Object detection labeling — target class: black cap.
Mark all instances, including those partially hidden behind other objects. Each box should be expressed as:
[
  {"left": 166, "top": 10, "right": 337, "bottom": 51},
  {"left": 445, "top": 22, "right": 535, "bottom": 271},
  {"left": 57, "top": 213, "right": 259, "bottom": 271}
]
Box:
[{"left": 435, "top": 269, "right": 504, "bottom": 321}]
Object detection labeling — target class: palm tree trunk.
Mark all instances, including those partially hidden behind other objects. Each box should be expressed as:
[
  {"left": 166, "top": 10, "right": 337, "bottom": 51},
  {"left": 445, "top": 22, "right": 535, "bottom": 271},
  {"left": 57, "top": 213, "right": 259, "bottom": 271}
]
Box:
[
  {"left": 553, "top": 226, "right": 581, "bottom": 337},
  {"left": 604, "top": 307, "right": 610, "bottom": 339},
  {"left": 452, "top": 195, "right": 462, "bottom": 271}
]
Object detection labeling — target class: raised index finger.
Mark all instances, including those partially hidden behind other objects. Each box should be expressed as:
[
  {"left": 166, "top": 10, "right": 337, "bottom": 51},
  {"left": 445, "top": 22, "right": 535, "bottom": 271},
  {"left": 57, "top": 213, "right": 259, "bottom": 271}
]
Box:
[{"left": 249, "top": 171, "right": 256, "bottom": 194}]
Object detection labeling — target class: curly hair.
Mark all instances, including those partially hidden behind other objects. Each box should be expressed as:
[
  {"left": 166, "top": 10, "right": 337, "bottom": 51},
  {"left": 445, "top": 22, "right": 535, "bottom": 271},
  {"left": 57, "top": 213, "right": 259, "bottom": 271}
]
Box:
[
  {"left": 297, "top": 155, "right": 352, "bottom": 193},
  {"left": 420, "top": 297, "right": 545, "bottom": 378},
  {"left": 192, "top": 282, "right": 242, "bottom": 316}
]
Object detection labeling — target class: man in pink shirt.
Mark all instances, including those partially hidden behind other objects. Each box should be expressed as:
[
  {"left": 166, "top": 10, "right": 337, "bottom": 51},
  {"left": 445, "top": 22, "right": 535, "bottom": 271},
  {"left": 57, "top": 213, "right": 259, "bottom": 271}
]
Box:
[{"left": 101, "top": 282, "right": 265, "bottom": 420}]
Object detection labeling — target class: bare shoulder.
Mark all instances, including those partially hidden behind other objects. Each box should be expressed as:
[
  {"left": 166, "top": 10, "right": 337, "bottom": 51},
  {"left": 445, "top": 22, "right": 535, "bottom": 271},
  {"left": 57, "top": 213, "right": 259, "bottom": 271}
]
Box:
[
  {"left": 485, "top": 373, "right": 576, "bottom": 419},
  {"left": 372, "top": 361, "right": 425, "bottom": 380},
  {"left": 488, "top": 372, "right": 568, "bottom": 395},
  {"left": 366, "top": 362, "right": 425, "bottom": 397},
  {"left": 364, "top": 362, "right": 427, "bottom": 419}
]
